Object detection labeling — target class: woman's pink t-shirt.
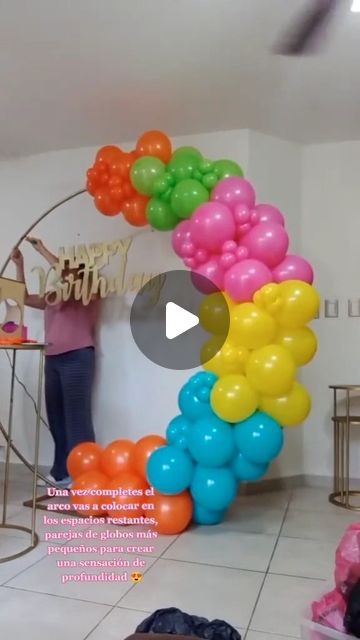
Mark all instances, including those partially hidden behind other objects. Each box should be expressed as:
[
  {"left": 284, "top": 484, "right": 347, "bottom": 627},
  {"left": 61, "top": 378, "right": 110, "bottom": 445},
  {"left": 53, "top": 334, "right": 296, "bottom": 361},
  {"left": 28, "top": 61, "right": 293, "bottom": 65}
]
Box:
[{"left": 44, "top": 299, "right": 100, "bottom": 356}]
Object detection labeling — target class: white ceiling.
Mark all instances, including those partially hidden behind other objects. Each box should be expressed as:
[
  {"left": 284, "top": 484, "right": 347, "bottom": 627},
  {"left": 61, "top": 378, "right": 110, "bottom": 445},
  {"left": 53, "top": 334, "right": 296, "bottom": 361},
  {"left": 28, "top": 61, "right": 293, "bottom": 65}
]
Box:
[{"left": 0, "top": 0, "right": 359, "bottom": 157}]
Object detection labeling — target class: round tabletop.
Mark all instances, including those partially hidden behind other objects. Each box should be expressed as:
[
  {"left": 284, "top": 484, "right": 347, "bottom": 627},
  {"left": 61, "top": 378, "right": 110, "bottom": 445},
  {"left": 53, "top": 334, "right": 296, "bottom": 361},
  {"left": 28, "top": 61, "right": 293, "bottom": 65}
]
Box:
[
  {"left": 329, "top": 385, "right": 360, "bottom": 391},
  {"left": 0, "top": 343, "right": 46, "bottom": 351}
]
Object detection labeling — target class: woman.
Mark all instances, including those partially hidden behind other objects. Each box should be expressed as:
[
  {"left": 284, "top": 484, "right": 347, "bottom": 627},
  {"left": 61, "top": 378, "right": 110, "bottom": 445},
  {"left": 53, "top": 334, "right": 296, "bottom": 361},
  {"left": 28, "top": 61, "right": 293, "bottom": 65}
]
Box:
[{"left": 11, "top": 237, "right": 100, "bottom": 488}]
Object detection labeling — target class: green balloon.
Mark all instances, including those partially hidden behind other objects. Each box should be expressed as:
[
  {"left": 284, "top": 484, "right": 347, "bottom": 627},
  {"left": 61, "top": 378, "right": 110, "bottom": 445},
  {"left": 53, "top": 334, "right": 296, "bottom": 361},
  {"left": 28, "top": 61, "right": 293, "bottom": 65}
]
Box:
[
  {"left": 168, "top": 148, "right": 203, "bottom": 182},
  {"left": 153, "top": 175, "right": 170, "bottom": 196},
  {"left": 147, "top": 199, "right": 179, "bottom": 231},
  {"left": 161, "top": 188, "right": 173, "bottom": 203},
  {"left": 171, "top": 179, "right": 209, "bottom": 219},
  {"left": 202, "top": 172, "right": 218, "bottom": 190},
  {"left": 171, "top": 146, "right": 203, "bottom": 163},
  {"left": 193, "top": 169, "right": 203, "bottom": 181},
  {"left": 199, "top": 159, "right": 214, "bottom": 174},
  {"left": 131, "top": 156, "right": 165, "bottom": 196},
  {"left": 214, "top": 159, "right": 244, "bottom": 180}
]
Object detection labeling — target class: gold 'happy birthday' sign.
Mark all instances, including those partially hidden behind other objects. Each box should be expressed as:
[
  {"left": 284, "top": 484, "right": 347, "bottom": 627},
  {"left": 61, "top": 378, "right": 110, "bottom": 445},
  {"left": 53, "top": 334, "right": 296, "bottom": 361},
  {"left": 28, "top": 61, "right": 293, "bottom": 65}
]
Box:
[{"left": 32, "top": 237, "right": 165, "bottom": 306}]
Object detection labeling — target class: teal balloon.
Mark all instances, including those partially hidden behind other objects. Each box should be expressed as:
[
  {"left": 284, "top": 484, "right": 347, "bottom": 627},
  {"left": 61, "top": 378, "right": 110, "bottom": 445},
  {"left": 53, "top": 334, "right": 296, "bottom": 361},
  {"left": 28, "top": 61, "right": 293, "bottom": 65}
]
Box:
[
  {"left": 202, "top": 173, "right": 218, "bottom": 190},
  {"left": 130, "top": 156, "right": 165, "bottom": 196},
  {"left": 178, "top": 384, "right": 212, "bottom": 421},
  {"left": 166, "top": 415, "right": 190, "bottom": 445},
  {"left": 232, "top": 452, "right": 269, "bottom": 481},
  {"left": 188, "top": 415, "right": 235, "bottom": 467},
  {"left": 188, "top": 371, "right": 217, "bottom": 389},
  {"left": 174, "top": 435, "right": 189, "bottom": 450},
  {"left": 178, "top": 373, "right": 217, "bottom": 421},
  {"left": 171, "top": 179, "right": 209, "bottom": 219},
  {"left": 191, "top": 465, "right": 237, "bottom": 511},
  {"left": 234, "top": 411, "right": 284, "bottom": 465},
  {"left": 214, "top": 159, "right": 244, "bottom": 180},
  {"left": 147, "top": 198, "right": 179, "bottom": 231},
  {"left": 147, "top": 445, "right": 194, "bottom": 495},
  {"left": 193, "top": 502, "right": 226, "bottom": 525}
]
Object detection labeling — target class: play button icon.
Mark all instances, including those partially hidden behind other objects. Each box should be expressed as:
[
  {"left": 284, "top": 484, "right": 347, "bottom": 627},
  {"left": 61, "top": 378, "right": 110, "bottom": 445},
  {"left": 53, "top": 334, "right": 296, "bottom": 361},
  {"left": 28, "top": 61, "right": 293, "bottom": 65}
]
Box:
[
  {"left": 166, "top": 303, "right": 199, "bottom": 340},
  {"left": 130, "top": 269, "right": 230, "bottom": 370}
]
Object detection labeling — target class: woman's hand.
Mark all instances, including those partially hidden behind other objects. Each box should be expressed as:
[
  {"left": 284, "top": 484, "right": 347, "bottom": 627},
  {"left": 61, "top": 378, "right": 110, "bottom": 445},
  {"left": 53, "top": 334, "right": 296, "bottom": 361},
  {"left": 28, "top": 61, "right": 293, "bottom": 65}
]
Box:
[
  {"left": 11, "top": 247, "right": 23, "bottom": 266},
  {"left": 26, "top": 236, "right": 44, "bottom": 253}
]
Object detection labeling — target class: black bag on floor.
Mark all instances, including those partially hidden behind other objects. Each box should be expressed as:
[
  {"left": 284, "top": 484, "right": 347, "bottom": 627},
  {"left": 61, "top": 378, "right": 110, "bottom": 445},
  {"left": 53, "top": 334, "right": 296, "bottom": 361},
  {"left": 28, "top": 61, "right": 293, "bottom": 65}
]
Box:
[
  {"left": 344, "top": 579, "right": 360, "bottom": 638},
  {"left": 136, "top": 607, "right": 241, "bottom": 640}
]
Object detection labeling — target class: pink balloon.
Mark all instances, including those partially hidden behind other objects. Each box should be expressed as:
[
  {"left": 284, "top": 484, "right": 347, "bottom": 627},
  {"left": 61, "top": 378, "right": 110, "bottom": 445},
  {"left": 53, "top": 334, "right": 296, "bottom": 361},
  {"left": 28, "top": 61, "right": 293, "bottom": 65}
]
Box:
[
  {"left": 272, "top": 254, "right": 314, "bottom": 284},
  {"left": 190, "top": 202, "right": 236, "bottom": 252},
  {"left": 241, "top": 223, "right": 289, "bottom": 268},
  {"left": 224, "top": 260, "right": 272, "bottom": 303},
  {"left": 191, "top": 258, "right": 225, "bottom": 294},
  {"left": 172, "top": 220, "right": 192, "bottom": 257},
  {"left": 212, "top": 177, "right": 256, "bottom": 210},
  {"left": 251, "top": 204, "right": 285, "bottom": 227}
]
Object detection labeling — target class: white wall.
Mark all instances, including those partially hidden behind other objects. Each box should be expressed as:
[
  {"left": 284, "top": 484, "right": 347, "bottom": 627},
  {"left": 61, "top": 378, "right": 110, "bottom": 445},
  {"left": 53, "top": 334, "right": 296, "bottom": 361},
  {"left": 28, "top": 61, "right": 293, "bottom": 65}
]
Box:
[
  {"left": 0, "top": 129, "right": 251, "bottom": 467},
  {"left": 247, "top": 131, "right": 304, "bottom": 478},
  {"left": 302, "top": 141, "right": 360, "bottom": 479}
]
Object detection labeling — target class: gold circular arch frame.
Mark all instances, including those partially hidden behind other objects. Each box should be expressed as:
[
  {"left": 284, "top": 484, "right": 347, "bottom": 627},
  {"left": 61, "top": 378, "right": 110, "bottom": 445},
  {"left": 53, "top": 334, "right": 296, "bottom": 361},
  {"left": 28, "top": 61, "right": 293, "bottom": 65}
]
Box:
[{"left": 0, "top": 189, "right": 86, "bottom": 488}]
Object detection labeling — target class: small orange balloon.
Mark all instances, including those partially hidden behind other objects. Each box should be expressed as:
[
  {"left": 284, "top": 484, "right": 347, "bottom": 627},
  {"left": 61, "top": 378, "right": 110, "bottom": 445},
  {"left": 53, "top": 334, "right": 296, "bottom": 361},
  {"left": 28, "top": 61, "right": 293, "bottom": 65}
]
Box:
[
  {"left": 96, "top": 145, "right": 123, "bottom": 164},
  {"left": 67, "top": 442, "right": 103, "bottom": 480},
  {"left": 94, "top": 188, "right": 120, "bottom": 216},
  {"left": 150, "top": 491, "right": 193, "bottom": 535},
  {"left": 105, "top": 472, "right": 149, "bottom": 519},
  {"left": 136, "top": 130, "right": 172, "bottom": 164},
  {"left": 100, "top": 440, "right": 135, "bottom": 478},
  {"left": 86, "top": 179, "right": 98, "bottom": 196},
  {"left": 70, "top": 470, "right": 108, "bottom": 517},
  {"left": 123, "top": 195, "right": 149, "bottom": 227},
  {"left": 132, "top": 435, "right": 167, "bottom": 481}
]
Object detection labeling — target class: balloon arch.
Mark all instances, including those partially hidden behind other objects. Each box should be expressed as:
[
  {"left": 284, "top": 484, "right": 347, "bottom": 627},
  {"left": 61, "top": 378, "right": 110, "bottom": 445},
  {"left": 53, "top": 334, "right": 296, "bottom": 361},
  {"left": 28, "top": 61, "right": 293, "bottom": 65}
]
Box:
[{"left": 1, "top": 130, "right": 319, "bottom": 535}]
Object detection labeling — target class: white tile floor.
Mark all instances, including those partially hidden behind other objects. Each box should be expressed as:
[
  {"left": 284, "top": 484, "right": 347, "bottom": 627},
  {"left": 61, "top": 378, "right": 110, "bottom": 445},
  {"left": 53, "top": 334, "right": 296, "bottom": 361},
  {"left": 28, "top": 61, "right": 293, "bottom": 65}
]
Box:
[{"left": 1, "top": 478, "right": 359, "bottom": 640}]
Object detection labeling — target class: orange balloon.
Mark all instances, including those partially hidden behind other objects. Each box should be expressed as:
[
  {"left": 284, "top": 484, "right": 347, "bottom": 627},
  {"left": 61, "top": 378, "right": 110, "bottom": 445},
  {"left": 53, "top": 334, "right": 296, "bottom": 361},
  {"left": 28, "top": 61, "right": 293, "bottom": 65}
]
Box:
[
  {"left": 86, "top": 179, "right": 98, "bottom": 196},
  {"left": 94, "top": 188, "right": 120, "bottom": 216},
  {"left": 70, "top": 470, "right": 108, "bottom": 516},
  {"left": 100, "top": 439, "right": 135, "bottom": 478},
  {"left": 131, "top": 435, "right": 167, "bottom": 481},
  {"left": 96, "top": 145, "right": 123, "bottom": 164},
  {"left": 122, "top": 181, "right": 135, "bottom": 199},
  {"left": 136, "top": 130, "right": 172, "bottom": 164},
  {"left": 67, "top": 442, "right": 103, "bottom": 480},
  {"left": 123, "top": 195, "right": 149, "bottom": 227},
  {"left": 150, "top": 491, "right": 193, "bottom": 535},
  {"left": 105, "top": 472, "right": 149, "bottom": 519},
  {"left": 87, "top": 166, "right": 101, "bottom": 184}
]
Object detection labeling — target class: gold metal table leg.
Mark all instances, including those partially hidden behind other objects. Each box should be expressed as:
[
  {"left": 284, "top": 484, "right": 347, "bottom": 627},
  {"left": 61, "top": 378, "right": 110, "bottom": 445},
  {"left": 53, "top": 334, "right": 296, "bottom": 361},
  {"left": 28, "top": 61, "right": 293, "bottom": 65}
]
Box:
[
  {"left": 2, "top": 350, "right": 16, "bottom": 525},
  {"left": 329, "top": 386, "right": 360, "bottom": 512},
  {"left": 31, "top": 349, "right": 44, "bottom": 546},
  {"left": 0, "top": 348, "right": 41, "bottom": 563}
]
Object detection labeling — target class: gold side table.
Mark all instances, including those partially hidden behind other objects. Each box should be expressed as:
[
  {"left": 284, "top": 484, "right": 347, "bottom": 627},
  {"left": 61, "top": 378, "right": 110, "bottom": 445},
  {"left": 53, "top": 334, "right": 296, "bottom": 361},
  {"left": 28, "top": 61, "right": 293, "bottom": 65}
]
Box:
[
  {"left": 0, "top": 343, "right": 45, "bottom": 562},
  {"left": 329, "top": 385, "right": 360, "bottom": 512}
]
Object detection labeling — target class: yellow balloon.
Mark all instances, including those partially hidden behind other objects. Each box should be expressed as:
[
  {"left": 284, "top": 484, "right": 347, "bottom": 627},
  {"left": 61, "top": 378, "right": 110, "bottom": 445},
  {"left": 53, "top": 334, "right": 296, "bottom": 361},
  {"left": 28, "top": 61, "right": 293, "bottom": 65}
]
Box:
[
  {"left": 199, "top": 292, "right": 233, "bottom": 335},
  {"left": 253, "top": 283, "right": 279, "bottom": 310},
  {"left": 201, "top": 337, "right": 248, "bottom": 377},
  {"left": 229, "top": 303, "right": 277, "bottom": 349},
  {"left": 276, "top": 281, "right": 320, "bottom": 329},
  {"left": 211, "top": 374, "right": 258, "bottom": 423},
  {"left": 276, "top": 327, "right": 318, "bottom": 366},
  {"left": 260, "top": 382, "right": 311, "bottom": 427},
  {"left": 246, "top": 344, "right": 296, "bottom": 396},
  {"left": 254, "top": 280, "right": 320, "bottom": 329}
]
